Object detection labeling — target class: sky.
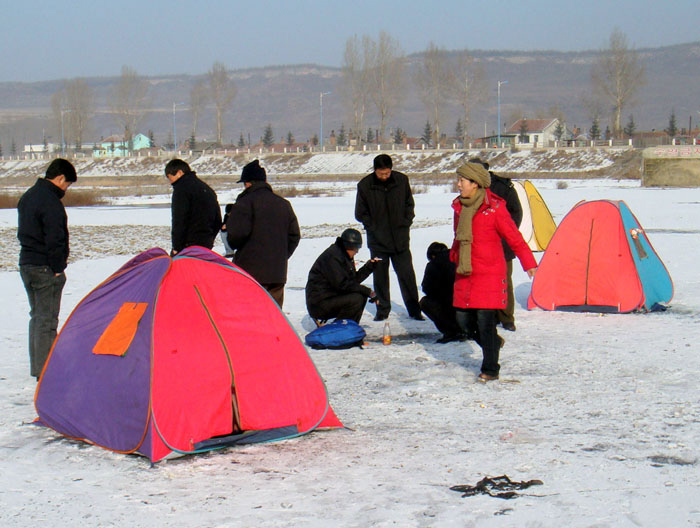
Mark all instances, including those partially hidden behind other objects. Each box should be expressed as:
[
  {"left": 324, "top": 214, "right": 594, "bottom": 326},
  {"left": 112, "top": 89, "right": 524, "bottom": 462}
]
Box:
[{"left": 2, "top": 0, "right": 699, "bottom": 82}]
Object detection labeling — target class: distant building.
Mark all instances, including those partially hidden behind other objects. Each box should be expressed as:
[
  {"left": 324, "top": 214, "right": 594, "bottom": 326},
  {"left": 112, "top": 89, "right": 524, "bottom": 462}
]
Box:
[
  {"left": 505, "top": 118, "right": 574, "bottom": 147},
  {"left": 93, "top": 133, "right": 152, "bottom": 158}
]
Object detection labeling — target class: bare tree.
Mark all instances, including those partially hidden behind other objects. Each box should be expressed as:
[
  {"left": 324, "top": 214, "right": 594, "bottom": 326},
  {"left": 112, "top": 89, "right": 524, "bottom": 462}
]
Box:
[
  {"left": 111, "top": 65, "right": 149, "bottom": 147},
  {"left": 366, "top": 31, "right": 405, "bottom": 143},
  {"left": 414, "top": 42, "right": 453, "bottom": 146},
  {"left": 451, "top": 50, "right": 487, "bottom": 146},
  {"left": 64, "top": 79, "right": 94, "bottom": 150},
  {"left": 189, "top": 80, "right": 208, "bottom": 140},
  {"left": 208, "top": 62, "right": 237, "bottom": 145},
  {"left": 340, "top": 35, "right": 371, "bottom": 143},
  {"left": 591, "top": 28, "right": 645, "bottom": 139}
]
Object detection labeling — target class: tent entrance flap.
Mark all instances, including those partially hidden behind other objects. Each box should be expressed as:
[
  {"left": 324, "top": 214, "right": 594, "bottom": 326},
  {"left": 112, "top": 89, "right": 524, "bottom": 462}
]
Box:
[{"left": 194, "top": 425, "right": 300, "bottom": 449}]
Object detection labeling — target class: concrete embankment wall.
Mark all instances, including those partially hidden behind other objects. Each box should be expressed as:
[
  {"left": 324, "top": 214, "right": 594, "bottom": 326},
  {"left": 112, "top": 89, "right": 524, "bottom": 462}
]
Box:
[
  {"left": 0, "top": 147, "right": 641, "bottom": 181},
  {"left": 642, "top": 146, "right": 700, "bottom": 187}
]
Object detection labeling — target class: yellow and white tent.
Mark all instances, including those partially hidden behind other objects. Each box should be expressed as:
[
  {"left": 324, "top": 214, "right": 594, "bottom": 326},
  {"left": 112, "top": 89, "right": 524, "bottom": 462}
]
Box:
[{"left": 513, "top": 180, "right": 556, "bottom": 251}]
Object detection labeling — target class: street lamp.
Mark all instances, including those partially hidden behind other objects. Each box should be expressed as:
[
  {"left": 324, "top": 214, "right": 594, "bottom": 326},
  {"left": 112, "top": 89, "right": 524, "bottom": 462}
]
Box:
[
  {"left": 320, "top": 92, "right": 331, "bottom": 151},
  {"left": 497, "top": 80, "right": 508, "bottom": 147},
  {"left": 173, "top": 102, "right": 185, "bottom": 151}
]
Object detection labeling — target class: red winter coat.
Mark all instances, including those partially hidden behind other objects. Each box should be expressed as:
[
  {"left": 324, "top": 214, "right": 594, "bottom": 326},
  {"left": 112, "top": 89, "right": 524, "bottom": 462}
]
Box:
[{"left": 450, "top": 190, "right": 537, "bottom": 310}]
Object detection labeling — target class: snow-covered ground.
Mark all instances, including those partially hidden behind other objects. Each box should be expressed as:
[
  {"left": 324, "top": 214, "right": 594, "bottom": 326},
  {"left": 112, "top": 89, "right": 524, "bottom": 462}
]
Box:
[{"left": 0, "top": 179, "right": 698, "bottom": 527}]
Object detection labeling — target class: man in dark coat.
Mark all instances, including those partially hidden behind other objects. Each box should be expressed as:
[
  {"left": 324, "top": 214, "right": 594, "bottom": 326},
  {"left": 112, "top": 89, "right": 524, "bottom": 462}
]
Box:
[
  {"left": 226, "top": 159, "right": 300, "bottom": 308},
  {"left": 306, "top": 228, "right": 379, "bottom": 324},
  {"left": 470, "top": 158, "right": 523, "bottom": 331},
  {"left": 419, "top": 242, "right": 466, "bottom": 343},
  {"left": 17, "top": 158, "right": 76, "bottom": 379},
  {"left": 355, "top": 154, "right": 422, "bottom": 321},
  {"left": 165, "top": 159, "right": 222, "bottom": 255}
]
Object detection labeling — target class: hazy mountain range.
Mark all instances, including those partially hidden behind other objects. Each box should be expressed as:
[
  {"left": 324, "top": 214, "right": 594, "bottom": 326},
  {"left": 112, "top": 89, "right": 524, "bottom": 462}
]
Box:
[{"left": 0, "top": 41, "right": 698, "bottom": 151}]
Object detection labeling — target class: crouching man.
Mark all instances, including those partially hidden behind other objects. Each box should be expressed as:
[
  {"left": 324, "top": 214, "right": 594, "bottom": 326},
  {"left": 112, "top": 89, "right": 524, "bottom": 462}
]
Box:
[{"left": 305, "top": 228, "right": 380, "bottom": 324}]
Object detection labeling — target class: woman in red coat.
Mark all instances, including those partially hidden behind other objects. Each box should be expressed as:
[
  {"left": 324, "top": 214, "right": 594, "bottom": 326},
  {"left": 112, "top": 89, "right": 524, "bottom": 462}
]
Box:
[{"left": 450, "top": 162, "right": 537, "bottom": 381}]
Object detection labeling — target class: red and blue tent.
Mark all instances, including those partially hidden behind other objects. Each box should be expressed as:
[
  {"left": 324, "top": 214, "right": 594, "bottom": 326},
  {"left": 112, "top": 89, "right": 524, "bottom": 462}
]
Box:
[
  {"left": 528, "top": 200, "right": 673, "bottom": 313},
  {"left": 35, "top": 247, "right": 342, "bottom": 462}
]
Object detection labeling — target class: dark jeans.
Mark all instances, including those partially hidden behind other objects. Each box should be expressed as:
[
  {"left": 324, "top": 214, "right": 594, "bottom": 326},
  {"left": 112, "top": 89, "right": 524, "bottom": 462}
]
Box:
[
  {"left": 455, "top": 308, "right": 501, "bottom": 376},
  {"left": 308, "top": 293, "right": 368, "bottom": 323},
  {"left": 497, "top": 260, "right": 515, "bottom": 325},
  {"left": 419, "top": 296, "right": 461, "bottom": 337},
  {"left": 20, "top": 265, "right": 66, "bottom": 378},
  {"left": 371, "top": 248, "right": 421, "bottom": 318}
]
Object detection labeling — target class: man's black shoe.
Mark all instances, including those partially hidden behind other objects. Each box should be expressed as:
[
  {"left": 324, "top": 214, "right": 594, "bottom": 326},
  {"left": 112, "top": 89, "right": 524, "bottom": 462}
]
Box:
[
  {"left": 436, "top": 333, "right": 466, "bottom": 344},
  {"left": 374, "top": 314, "right": 388, "bottom": 321},
  {"left": 501, "top": 322, "right": 516, "bottom": 331},
  {"left": 409, "top": 313, "right": 425, "bottom": 321}
]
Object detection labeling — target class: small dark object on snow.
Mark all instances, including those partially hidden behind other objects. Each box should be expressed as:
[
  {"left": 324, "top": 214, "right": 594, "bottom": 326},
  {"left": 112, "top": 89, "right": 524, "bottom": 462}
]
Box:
[{"left": 450, "top": 475, "right": 543, "bottom": 499}]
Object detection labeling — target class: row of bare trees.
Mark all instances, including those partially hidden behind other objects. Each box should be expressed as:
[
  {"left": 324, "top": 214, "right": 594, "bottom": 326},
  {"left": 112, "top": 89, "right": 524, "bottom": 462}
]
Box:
[
  {"left": 47, "top": 27, "right": 645, "bottom": 152},
  {"left": 343, "top": 28, "right": 645, "bottom": 144},
  {"left": 51, "top": 62, "right": 238, "bottom": 151}
]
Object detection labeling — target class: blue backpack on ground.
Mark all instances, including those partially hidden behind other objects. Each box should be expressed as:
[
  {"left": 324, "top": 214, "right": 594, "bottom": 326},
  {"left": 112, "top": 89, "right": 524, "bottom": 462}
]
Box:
[{"left": 305, "top": 319, "right": 366, "bottom": 349}]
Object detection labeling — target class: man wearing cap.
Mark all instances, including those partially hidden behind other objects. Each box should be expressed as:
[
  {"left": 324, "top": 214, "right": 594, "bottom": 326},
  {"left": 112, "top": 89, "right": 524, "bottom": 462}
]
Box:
[
  {"left": 355, "top": 154, "right": 422, "bottom": 321},
  {"left": 226, "top": 159, "right": 300, "bottom": 308},
  {"left": 451, "top": 162, "right": 536, "bottom": 382},
  {"left": 165, "top": 158, "right": 222, "bottom": 255},
  {"left": 305, "top": 228, "right": 380, "bottom": 324}
]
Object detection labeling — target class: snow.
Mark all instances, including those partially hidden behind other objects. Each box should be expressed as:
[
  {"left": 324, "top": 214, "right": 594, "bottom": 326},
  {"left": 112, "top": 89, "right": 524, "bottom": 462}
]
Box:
[{"left": 1, "top": 179, "right": 699, "bottom": 527}]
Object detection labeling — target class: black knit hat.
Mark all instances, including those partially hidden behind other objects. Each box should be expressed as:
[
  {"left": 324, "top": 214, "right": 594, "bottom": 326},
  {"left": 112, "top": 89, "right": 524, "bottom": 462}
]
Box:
[{"left": 238, "top": 159, "right": 267, "bottom": 183}]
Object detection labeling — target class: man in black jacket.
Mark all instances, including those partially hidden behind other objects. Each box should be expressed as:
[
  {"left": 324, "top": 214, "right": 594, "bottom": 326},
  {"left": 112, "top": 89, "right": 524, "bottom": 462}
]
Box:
[
  {"left": 17, "top": 158, "right": 76, "bottom": 379},
  {"left": 419, "top": 242, "right": 466, "bottom": 343},
  {"left": 165, "top": 159, "right": 222, "bottom": 255},
  {"left": 226, "top": 159, "right": 300, "bottom": 308},
  {"left": 355, "top": 154, "right": 422, "bottom": 321},
  {"left": 306, "top": 228, "right": 379, "bottom": 324},
  {"left": 470, "top": 158, "right": 523, "bottom": 331}
]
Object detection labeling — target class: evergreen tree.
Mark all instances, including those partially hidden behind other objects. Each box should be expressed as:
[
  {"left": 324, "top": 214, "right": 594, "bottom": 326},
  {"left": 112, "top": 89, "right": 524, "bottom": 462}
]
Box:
[
  {"left": 589, "top": 117, "right": 601, "bottom": 140},
  {"left": 286, "top": 131, "right": 294, "bottom": 146},
  {"left": 519, "top": 118, "right": 529, "bottom": 143},
  {"left": 189, "top": 133, "right": 196, "bottom": 150},
  {"left": 366, "top": 128, "right": 374, "bottom": 144},
  {"left": 554, "top": 121, "right": 564, "bottom": 141},
  {"left": 455, "top": 119, "right": 464, "bottom": 143},
  {"left": 421, "top": 120, "right": 432, "bottom": 146},
  {"left": 337, "top": 124, "right": 347, "bottom": 146},
  {"left": 665, "top": 110, "right": 678, "bottom": 138},
  {"left": 148, "top": 129, "right": 155, "bottom": 146},
  {"left": 623, "top": 115, "right": 636, "bottom": 138},
  {"left": 0, "top": 142, "right": 3, "bottom": 157},
  {"left": 393, "top": 127, "right": 406, "bottom": 144},
  {"left": 262, "top": 124, "right": 274, "bottom": 147},
  {"left": 604, "top": 126, "right": 612, "bottom": 140},
  {"left": 311, "top": 134, "right": 319, "bottom": 146},
  {"left": 238, "top": 133, "right": 246, "bottom": 147},
  {"left": 11, "top": 138, "right": 16, "bottom": 156}
]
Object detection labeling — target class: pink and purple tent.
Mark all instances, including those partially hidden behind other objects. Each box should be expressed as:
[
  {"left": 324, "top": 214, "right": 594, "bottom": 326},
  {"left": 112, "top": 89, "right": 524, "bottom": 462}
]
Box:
[{"left": 35, "top": 247, "right": 342, "bottom": 462}]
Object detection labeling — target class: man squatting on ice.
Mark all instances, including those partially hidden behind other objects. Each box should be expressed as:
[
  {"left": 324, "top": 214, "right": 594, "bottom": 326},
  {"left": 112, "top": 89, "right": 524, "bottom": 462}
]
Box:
[
  {"left": 450, "top": 162, "right": 537, "bottom": 382},
  {"left": 355, "top": 154, "right": 423, "bottom": 322},
  {"left": 306, "top": 228, "right": 381, "bottom": 324},
  {"left": 17, "top": 158, "right": 76, "bottom": 380}
]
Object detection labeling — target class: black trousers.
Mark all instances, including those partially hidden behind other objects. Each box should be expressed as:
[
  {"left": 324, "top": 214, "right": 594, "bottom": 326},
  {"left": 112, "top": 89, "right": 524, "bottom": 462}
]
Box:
[
  {"left": 20, "top": 265, "right": 66, "bottom": 378},
  {"left": 371, "top": 248, "right": 421, "bottom": 318},
  {"left": 308, "top": 293, "right": 368, "bottom": 323},
  {"left": 419, "top": 297, "right": 461, "bottom": 337},
  {"left": 455, "top": 308, "right": 500, "bottom": 376}
]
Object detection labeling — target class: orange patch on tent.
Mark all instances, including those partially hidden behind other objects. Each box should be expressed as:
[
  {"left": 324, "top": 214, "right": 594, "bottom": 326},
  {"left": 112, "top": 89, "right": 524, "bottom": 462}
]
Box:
[{"left": 93, "top": 302, "right": 148, "bottom": 356}]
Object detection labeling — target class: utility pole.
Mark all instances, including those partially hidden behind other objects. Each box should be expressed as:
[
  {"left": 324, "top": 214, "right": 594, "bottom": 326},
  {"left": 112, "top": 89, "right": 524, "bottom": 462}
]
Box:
[
  {"left": 320, "top": 92, "right": 331, "bottom": 151},
  {"left": 497, "top": 80, "right": 508, "bottom": 147}
]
